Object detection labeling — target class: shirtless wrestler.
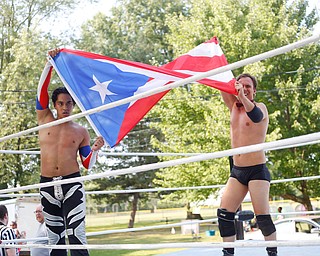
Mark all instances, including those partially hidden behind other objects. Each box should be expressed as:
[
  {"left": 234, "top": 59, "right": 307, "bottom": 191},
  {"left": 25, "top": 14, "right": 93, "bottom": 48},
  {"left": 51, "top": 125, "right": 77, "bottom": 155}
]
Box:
[
  {"left": 218, "top": 73, "right": 277, "bottom": 256},
  {"left": 36, "top": 48, "right": 104, "bottom": 256}
]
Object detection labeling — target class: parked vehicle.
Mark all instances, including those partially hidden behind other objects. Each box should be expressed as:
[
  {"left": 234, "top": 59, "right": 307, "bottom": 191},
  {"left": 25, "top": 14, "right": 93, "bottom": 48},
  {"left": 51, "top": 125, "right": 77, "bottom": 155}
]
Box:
[{"left": 244, "top": 216, "right": 320, "bottom": 240}]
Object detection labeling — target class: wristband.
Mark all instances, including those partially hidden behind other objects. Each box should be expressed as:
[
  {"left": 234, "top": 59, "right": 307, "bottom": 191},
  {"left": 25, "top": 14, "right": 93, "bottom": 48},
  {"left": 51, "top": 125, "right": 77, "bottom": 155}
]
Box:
[
  {"left": 80, "top": 145, "right": 98, "bottom": 169},
  {"left": 246, "top": 105, "right": 263, "bottom": 123}
]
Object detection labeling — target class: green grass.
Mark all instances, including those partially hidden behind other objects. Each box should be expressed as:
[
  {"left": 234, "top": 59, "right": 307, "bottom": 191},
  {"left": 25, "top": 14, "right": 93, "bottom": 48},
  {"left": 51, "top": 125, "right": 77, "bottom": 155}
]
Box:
[
  {"left": 83, "top": 199, "right": 320, "bottom": 255},
  {"left": 85, "top": 208, "right": 221, "bottom": 256},
  {"left": 87, "top": 225, "right": 220, "bottom": 256}
]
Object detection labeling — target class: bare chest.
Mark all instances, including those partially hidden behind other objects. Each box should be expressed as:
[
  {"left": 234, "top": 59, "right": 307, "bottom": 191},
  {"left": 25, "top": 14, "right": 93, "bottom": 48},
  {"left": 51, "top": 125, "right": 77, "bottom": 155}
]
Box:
[
  {"left": 230, "top": 108, "right": 253, "bottom": 130},
  {"left": 39, "top": 124, "right": 83, "bottom": 149},
  {"left": 230, "top": 107, "right": 268, "bottom": 147}
]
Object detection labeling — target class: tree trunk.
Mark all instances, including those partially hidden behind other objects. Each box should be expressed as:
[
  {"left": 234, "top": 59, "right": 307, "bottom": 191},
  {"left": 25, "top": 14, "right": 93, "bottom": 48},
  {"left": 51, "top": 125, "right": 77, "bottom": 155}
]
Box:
[{"left": 128, "top": 193, "right": 139, "bottom": 228}]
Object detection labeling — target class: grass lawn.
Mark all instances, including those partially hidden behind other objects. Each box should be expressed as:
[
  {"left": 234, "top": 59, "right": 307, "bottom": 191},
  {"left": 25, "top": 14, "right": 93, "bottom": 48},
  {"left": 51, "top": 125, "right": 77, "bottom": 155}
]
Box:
[
  {"left": 85, "top": 208, "right": 221, "bottom": 256},
  {"left": 87, "top": 225, "right": 221, "bottom": 256}
]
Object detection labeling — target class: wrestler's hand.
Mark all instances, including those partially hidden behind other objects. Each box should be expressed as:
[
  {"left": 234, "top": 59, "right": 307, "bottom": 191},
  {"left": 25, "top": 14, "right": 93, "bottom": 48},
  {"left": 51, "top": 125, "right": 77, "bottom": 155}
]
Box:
[
  {"left": 92, "top": 136, "right": 104, "bottom": 151},
  {"left": 235, "top": 81, "right": 245, "bottom": 101},
  {"left": 48, "top": 48, "right": 60, "bottom": 58}
]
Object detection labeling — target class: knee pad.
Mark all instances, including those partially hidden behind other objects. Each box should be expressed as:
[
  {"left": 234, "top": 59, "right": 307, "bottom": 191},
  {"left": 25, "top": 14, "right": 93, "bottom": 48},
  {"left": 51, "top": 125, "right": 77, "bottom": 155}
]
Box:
[
  {"left": 217, "top": 208, "right": 236, "bottom": 237},
  {"left": 256, "top": 214, "right": 276, "bottom": 236}
]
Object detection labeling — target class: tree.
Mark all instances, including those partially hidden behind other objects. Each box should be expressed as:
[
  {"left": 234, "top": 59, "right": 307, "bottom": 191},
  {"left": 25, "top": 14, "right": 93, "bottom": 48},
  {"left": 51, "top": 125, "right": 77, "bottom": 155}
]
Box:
[
  {"left": 0, "top": 0, "right": 78, "bottom": 72},
  {"left": 151, "top": 0, "right": 320, "bottom": 209},
  {"left": 0, "top": 30, "right": 62, "bottom": 188},
  {"left": 150, "top": 85, "right": 230, "bottom": 205},
  {"left": 76, "top": 0, "right": 190, "bottom": 65},
  {"left": 90, "top": 121, "right": 163, "bottom": 228},
  {"left": 0, "top": 0, "right": 87, "bottom": 189}
]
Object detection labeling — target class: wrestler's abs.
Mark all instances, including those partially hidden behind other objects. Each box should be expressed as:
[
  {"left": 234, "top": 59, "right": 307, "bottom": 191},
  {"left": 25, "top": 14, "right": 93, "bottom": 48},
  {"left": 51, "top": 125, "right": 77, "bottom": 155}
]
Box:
[
  {"left": 39, "top": 125, "right": 83, "bottom": 177},
  {"left": 230, "top": 107, "right": 268, "bottom": 167}
]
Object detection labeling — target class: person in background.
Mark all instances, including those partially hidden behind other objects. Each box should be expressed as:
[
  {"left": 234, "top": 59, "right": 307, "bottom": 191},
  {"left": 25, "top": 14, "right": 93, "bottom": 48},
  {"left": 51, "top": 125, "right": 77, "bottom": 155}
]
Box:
[
  {"left": 277, "top": 207, "right": 284, "bottom": 220},
  {"left": 10, "top": 221, "right": 25, "bottom": 253},
  {"left": 218, "top": 74, "right": 277, "bottom": 256},
  {"left": 0, "top": 205, "right": 19, "bottom": 256},
  {"left": 10, "top": 222, "right": 21, "bottom": 240},
  {"left": 31, "top": 204, "right": 49, "bottom": 256}
]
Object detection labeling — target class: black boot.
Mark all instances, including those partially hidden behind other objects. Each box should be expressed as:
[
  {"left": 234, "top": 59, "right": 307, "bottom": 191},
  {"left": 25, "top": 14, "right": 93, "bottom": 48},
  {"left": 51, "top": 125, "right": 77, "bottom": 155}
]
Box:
[
  {"left": 222, "top": 249, "right": 234, "bottom": 256},
  {"left": 267, "top": 247, "right": 278, "bottom": 256}
]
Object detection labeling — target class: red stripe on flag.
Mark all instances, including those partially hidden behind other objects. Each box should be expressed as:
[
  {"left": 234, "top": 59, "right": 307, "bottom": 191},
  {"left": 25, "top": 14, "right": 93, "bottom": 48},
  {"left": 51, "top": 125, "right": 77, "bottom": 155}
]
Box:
[
  {"left": 163, "top": 55, "right": 229, "bottom": 72},
  {"left": 116, "top": 90, "right": 169, "bottom": 145},
  {"left": 39, "top": 66, "right": 53, "bottom": 109}
]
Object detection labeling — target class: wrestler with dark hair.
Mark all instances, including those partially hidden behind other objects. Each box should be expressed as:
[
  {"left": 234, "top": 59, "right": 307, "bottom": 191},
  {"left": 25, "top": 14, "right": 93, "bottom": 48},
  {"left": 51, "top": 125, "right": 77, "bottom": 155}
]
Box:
[
  {"left": 219, "top": 73, "right": 278, "bottom": 256},
  {"left": 36, "top": 48, "right": 104, "bottom": 256}
]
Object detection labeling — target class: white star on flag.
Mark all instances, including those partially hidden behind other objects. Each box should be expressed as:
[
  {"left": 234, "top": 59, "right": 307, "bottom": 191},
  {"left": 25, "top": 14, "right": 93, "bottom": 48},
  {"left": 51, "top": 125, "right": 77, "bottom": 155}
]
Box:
[{"left": 89, "top": 74, "right": 115, "bottom": 103}]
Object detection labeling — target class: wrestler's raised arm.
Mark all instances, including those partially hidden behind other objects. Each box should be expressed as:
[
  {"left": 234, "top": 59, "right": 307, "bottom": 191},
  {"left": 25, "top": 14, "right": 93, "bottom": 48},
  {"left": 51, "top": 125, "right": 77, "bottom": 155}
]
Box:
[
  {"left": 36, "top": 48, "right": 60, "bottom": 124},
  {"left": 221, "top": 82, "right": 237, "bottom": 111}
]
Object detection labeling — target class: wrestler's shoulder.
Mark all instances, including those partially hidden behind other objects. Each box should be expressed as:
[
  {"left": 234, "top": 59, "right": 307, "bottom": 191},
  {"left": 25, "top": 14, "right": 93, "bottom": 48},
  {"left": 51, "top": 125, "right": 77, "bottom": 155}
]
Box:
[
  {"left": 71, "top": 122, "right": 89, "bottom": 134},
  {"left": 256, "top": 101, "right": 267, "bottom": 107},
  {"left": 256, "top": 101, "right": 268, "bottom": 112}
]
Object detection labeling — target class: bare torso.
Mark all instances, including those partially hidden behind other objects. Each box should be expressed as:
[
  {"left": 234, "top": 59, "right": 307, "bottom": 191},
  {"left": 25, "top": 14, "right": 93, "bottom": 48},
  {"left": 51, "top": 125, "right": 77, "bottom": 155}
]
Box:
[
  {"left": 37, "top": 92, "right": 90, "bottom": 178},
  {"left": 39, "top": 121, "right": 87, "bottom": 177},
  {"left": 230, "top": 102, "right": 268, "bottom": 166}
]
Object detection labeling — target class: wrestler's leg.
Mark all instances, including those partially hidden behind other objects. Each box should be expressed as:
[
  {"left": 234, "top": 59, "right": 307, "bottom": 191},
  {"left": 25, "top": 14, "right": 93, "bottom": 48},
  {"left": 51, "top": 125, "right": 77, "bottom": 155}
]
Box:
[
  {"left": 63, "top": 182, "right": 89, "bottom": 256},
  {"left": 249, "top": 180, "right": 277, "bottom": 255},
  {"left": 219, "top": 177, "right": 248, "bottom": 255},
  {"left": 220, "top": 177, "right": 249, "bottom": 221},
  {"left": 248, "top": 180, "right": 271, "bottom": 214},
  {"left": 40, "top": 186, "right": 67, "bottom": 256}
]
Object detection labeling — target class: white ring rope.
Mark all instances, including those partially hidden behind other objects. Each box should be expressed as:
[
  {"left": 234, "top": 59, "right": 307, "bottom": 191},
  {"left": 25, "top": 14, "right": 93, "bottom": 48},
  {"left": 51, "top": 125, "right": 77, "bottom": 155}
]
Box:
[
  {"left": 271, "top": 210, "right": 320, "bottom": 217},
  {"left": 86, "top": 218, "right": 218, "bottom": 237},
  {"left": 0, "top": 36, "right": 318, "bottom": 252},
  {"left": 1, "top": 240, "right": 320, "bottom": 250},
  {"left": 1, "top": 174, "right": 319, "bottom": 197},
  {"left": 5, "top": 209, "right": 320, "bottom": 243},
  {"left": 0, "top": 238, "right": 49, "bottom": 244},
  {"left": 0, "top": 132, "right": 319, "bottom": 194},
  {"left": 0, "top": 34, "right": 319, "bottom": 144},
  {"left": 86, "top": 210, "right": 320, "bottom": 237},
  {"left": 1, "top": 139, "right": 319, "bottom": 156},
  {"left": 0, "top": 150, "right": 199, "bottom": 156}
]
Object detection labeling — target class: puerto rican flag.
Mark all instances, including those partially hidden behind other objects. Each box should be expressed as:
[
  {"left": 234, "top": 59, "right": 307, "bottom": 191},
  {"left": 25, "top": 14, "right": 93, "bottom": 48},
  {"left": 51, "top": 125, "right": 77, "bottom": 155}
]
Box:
[
  {"left": 163, "top": 36, "right": 236, "bottom": 91},
  {"left": 47, "top": 37, "right": 235, "bottom": 147}
]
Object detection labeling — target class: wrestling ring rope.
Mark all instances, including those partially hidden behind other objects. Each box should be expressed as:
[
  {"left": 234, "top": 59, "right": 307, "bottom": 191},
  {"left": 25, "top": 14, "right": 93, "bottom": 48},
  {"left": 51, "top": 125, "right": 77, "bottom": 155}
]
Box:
[
  {"left": 0, "top": 131, "right": 319, "bottom": 195},
  {"left": 0, "top": 174, "right": 319, "bottom": 197},
  {"left": 0, "top": 240, "right": 320, "bottom": 250},
  {"left": 0, "top": 138, "right": 319, "bottom": 156}
]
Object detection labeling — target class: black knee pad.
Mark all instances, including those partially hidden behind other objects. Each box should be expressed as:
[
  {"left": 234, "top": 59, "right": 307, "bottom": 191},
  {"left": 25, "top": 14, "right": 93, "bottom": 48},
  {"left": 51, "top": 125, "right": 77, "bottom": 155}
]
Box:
[
  {"left": 217, "top": 208, "right": 236, "bottom": 237},
  {"left": 256, "top": 214, "right": 276, "bottom": 236}
]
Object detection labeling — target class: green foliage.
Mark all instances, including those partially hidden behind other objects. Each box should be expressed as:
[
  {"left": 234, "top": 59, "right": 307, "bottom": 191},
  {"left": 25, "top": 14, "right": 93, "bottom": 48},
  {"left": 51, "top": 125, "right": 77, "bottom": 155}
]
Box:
[
  {"left": 0, "top": 0, "right": 78, "bottom": 72},
  {"left": 0, "top": 29, "right": 62, "bottom": 188},
  {"left": 150, "top": 85, "right": 230, "bottom": 202},
  {"left": 76, "top": 0, "right": 190, "bottom": 65},
  {"left": 79, "top": 0, "right": 320, "bottom": 210}
]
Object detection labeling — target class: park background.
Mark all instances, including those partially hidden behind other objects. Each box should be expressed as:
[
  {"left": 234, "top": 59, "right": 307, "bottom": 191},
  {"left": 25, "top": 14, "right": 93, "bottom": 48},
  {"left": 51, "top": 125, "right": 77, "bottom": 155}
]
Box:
[{"left": 0, "top": 0, "right": 319, "bottom": 255}]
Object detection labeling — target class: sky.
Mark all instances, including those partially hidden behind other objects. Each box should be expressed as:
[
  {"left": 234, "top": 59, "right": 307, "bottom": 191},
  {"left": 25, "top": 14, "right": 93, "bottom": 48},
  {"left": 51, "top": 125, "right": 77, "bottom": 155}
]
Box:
[
  {"left": 46, "top": 0, "right": 117, "bottom": 37},
  {"left": 47, "top": 0, "right": 320, "bottom": 38}
]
